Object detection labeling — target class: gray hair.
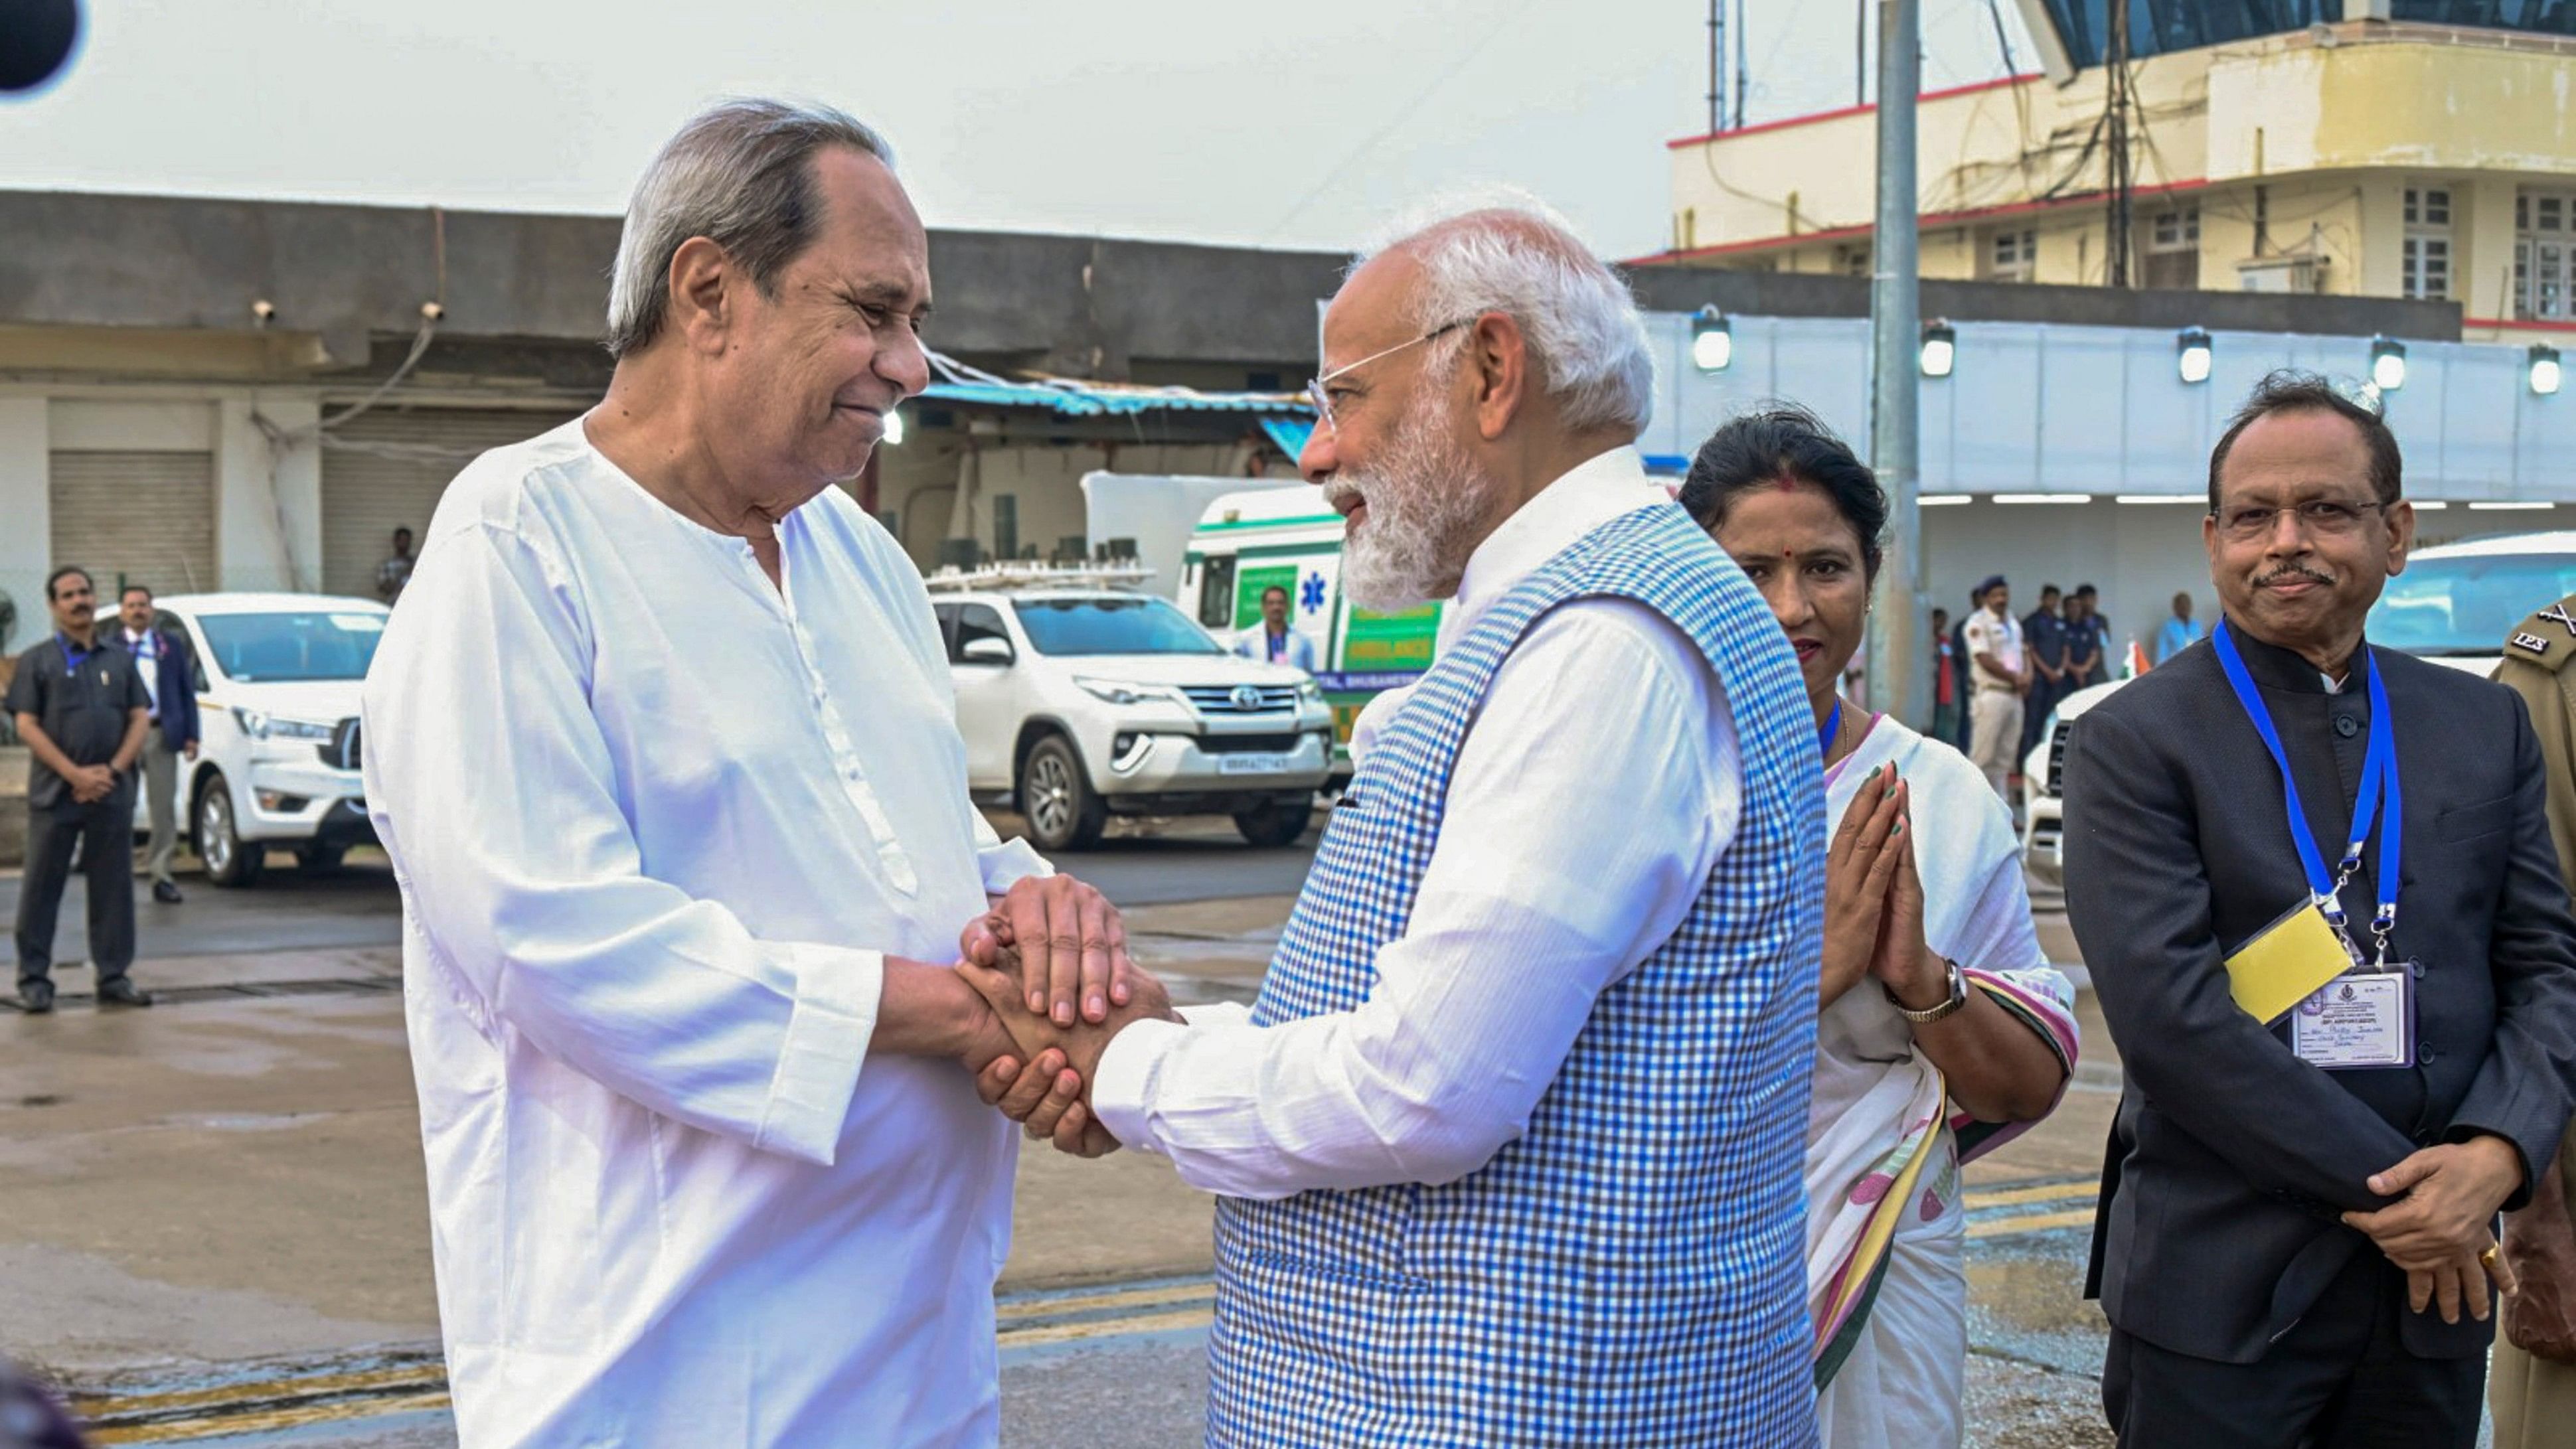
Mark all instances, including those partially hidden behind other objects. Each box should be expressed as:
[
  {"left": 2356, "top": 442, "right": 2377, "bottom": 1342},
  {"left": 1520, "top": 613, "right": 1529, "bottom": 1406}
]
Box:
[
  {"left": 1357, "top": 195, "right": 1655, "bottom": 438},
  {"left": 604, "top": 99, "right": 896, "bottom": 358}
]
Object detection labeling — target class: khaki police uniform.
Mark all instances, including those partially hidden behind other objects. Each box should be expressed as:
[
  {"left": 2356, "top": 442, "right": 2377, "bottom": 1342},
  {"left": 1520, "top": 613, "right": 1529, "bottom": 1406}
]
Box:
[{"left": 2492, "top": 591, "right": 2576, "bottom": 1448}]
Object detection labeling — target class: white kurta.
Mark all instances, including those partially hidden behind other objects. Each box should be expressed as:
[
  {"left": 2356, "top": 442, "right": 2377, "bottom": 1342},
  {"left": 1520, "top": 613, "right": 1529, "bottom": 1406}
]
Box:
[
  {"left": 362, "top": 419, "right": 1047, "bottom": 1448},
  {"left": 1089, "top": 448, "right": 1745, "bottom": 1196}
]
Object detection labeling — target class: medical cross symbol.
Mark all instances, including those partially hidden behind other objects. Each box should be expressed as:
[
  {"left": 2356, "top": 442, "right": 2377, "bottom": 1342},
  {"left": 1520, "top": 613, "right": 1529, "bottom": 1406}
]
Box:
[{"left": 1300, "top": 573, "right": 1327, "bottom": 614}]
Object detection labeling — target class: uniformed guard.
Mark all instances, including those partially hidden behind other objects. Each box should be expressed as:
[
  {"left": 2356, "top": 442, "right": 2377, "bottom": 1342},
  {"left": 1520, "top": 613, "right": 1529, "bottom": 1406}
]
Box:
[
  {"left": 2491, "top": 589, "right": 2576, "bottom": 1449},
  {"left": 4, "top": 565, "right": 153, "bottom": 1013}
]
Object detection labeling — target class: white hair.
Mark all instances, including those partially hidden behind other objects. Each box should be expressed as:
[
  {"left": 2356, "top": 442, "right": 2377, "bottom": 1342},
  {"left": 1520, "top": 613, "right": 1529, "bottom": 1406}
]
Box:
[
  {"left": 604, "top": 99, "right": 895, "bottom": 358},
  {"left": 1353, "top": 192, "right": 1656, "bottom": 439}
]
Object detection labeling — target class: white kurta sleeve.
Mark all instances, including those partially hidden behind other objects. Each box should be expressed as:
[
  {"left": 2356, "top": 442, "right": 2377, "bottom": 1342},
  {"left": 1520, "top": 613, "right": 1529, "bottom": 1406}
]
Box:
[
  {"left": 366, "top": 520, "right": 884, "bottom": 1167},
  {"left": 971, "top": 809, "right": 1055, "bottom": 895},
  {"left": 1088, "top": 602, "right": 1740, "bottom": 1198}
]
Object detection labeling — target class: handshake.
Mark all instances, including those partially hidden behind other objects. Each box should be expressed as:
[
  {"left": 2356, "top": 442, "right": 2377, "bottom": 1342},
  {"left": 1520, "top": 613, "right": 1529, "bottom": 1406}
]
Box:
[{"left": 951, "top": 876, "right": 1183, "bottom": 1160}]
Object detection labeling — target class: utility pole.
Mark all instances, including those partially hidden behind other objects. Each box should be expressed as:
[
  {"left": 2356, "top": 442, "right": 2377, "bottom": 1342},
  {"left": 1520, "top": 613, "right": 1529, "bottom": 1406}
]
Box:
[
  {"left": 1866, "top": 0, "right": 1923, "bottom": 727},
  {"left": 1733, "top": 0, "right": 1749, "bottom": 128},
  {"left": 1856, "top": 0, "right": 1868, "bottom": 107},
  {"left": 2104, "top": 0, "right": 2134, "bottom": 287},
  {"left": 1708, "top": 0, "right": 1725, "bottom": 136}
]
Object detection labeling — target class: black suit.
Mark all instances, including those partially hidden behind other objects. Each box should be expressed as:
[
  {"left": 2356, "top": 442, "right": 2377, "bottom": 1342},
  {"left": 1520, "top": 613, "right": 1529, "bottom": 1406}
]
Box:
[{"left": 2063, "top": 625, "right": 2576, "bottom": 1446}]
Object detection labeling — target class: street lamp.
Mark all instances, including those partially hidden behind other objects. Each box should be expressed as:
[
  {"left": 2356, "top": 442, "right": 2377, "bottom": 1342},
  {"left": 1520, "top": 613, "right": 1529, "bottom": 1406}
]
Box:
[
  {"left": 1690, "top": 306, "right": 1733, "bottom": 373},
  {"left": 2532, "top": 344, "right": 2563, "bottom": 397},
  {"left": 1919, "top": 319, "right": 1956, "bottom": 379},
  {"left": 2369, "top": 335, "right": 2408, "bottom": 392},
  {"left": 2176, "top": 327, "right": 2212, "bottom": 385}
]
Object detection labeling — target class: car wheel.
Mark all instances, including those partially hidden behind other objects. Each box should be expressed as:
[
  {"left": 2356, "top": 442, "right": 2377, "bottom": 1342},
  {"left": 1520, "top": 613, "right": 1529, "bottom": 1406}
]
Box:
[
  {"left": 1233, "top": 801, "right": 1314, "bottom": 848},
  {"left": 297, "top": 843, "right": 347, "bottom": 875},
  {"left": 195, "top": 774, "right": 264, "bottom": 887},
  {"left": 1019, "top": 735, "right": 1106, "bottom": 852}
]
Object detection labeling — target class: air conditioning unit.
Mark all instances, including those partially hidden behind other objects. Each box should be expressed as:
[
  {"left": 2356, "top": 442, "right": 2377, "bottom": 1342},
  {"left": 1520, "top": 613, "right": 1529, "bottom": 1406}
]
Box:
[{"left": 2237, "top": 255, "right": 2328, "bottom": 293}]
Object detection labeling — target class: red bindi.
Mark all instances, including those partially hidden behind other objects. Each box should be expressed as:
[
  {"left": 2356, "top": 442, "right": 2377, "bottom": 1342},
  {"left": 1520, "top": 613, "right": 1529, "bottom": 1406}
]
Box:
[{"left": 1771, "top": 473, "right": 1801, "bottom": 493}]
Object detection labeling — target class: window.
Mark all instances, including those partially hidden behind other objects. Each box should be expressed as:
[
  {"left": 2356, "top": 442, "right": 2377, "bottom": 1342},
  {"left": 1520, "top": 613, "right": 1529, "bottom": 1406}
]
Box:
[
  {"left": 2402, "top": 187, "right": 2451, "bottom": 301},
  {"left": 2144, "top": 206, "right": 2200, "bottom": 289},
  {"left": 1012, "top": 597, "right": 1223, "bottom": 656},
  {"left": 2516, "top": 189, "right": 2576, "bottom": 321},
  {"left": 1990, "top": 228, "right": 2037, "bottom": 283},
  {"left": 196, "top": 611, "right": 386, "bottom": 683},
  {"left": 953, "top": 604, "right": 1012, "bottom": 663},
  {"left": 1195, "top": 555, "right": 1236, "bottom": 629}
]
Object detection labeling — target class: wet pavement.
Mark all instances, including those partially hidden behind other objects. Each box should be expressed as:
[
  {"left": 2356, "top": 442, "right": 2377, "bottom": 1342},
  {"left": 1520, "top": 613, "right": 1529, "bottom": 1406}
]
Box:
[{"left": 1, "top": 867, "right": 2139, "bottom": 1447}]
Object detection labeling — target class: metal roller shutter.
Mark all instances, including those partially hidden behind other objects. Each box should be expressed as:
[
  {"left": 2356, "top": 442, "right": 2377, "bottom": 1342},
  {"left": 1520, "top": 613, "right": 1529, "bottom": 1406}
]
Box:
[
  {"left": 49, "top": 451, "right": 218, "bottom": 597},
  {"left": 321, "top": 409, "right": 579, "bottom": 599}
]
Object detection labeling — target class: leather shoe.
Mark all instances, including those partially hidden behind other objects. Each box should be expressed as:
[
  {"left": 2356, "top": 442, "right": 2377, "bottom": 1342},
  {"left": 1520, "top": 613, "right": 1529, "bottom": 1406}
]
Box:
[
  {"left": 153, "top": 880, "right": 183, "bottom": 905},
  {"left": 96, "top": 978, "right": 153, "bottom": 1008},
  {"left": 17, "top": 980, "right": 53, "bottom": 1014}
]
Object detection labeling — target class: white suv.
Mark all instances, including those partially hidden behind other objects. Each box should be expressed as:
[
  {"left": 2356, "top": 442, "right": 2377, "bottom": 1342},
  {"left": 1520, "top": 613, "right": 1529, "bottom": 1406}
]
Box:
[
  {"left": 2022, "top": 528, "right": 2576, "bottom": 883},
  {"left": 931, "top": 581, "right": 1334, "bottom": 851},
  {"left": 147, "top": 593, "right": 388, "bottom": 886}
]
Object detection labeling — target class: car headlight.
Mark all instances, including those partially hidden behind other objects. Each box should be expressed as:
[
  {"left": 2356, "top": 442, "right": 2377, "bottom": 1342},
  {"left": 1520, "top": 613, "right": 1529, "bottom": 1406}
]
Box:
[
  {"left": 1073, "top": 676, "right": 1180, "bottom": 707},
  {"left": 230, "top": 707, "right": 335, "bottom": 741},
  {"left": 1297, "top": 678, "right": 1325, "bottom": 704}
]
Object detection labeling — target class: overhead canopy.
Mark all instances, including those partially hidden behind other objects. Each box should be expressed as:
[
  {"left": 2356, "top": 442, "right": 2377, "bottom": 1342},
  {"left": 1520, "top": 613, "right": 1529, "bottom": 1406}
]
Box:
[{"left": 916, "top": 376, "right": 1312, "bottom": 419}]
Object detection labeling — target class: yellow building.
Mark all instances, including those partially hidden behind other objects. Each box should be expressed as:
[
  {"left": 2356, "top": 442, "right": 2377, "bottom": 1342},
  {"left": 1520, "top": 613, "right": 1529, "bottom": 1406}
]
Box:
[{"left": 1648, "top": 13, "right": 2576, "bottom": 343}]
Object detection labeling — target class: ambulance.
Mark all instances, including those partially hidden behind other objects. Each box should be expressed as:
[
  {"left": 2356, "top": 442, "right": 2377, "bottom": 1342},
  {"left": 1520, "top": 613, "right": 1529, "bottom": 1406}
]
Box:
[{"left": 1175, "top": 488, "right": 1442, "bottom": 786}]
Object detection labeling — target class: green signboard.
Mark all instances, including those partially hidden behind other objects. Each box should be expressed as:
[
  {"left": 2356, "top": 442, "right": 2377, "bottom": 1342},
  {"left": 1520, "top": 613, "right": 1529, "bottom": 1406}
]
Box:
[{"left": 1342, "top": 603, "right": 1439, "bottom": 670}]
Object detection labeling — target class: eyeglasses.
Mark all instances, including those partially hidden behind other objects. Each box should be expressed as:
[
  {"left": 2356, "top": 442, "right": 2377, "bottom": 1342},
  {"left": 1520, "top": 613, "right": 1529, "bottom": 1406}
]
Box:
[
  {"left": 1307, "top": 319, "right": 1470, "bottom": 433},
  {"left": 2212, "top": 497, "right": 2389, "bottom": 542}
]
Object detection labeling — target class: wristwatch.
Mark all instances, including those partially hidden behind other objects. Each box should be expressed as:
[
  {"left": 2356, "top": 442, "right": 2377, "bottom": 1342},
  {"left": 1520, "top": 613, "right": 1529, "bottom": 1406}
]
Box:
[{"left": 1887, "top": 958, "right": 1968, "bottom": 1024}]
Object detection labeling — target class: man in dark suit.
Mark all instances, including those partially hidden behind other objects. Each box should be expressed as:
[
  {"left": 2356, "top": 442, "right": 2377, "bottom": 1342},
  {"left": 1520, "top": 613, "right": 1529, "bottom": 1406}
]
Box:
[
  {"left": 114, "top": 585, "right": 199, "bottom": 905},
  {"left": 2022, "top": 583, "right": 2068, "bottom": 761},
  {"left": 2063, "top": 370, "right": 2576, "bottom": 1447}
]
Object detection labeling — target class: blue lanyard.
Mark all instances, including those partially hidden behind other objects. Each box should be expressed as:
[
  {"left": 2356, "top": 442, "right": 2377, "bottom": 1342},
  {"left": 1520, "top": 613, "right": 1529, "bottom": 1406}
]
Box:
[
  {"left": 56, "top": 633, "right": 94, "bottom": 670},
  {"left": 1818, "top": 698, "right": 1843, "bottom": 759},
  {"left": 2212, "top": 619, "right": 2403, "bottom": 962}
]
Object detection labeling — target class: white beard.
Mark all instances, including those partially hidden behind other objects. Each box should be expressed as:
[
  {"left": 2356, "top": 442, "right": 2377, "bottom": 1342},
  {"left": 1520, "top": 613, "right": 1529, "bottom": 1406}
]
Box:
[{"left": 1328, "top": 400, "right": 1500, "bottom": 612}]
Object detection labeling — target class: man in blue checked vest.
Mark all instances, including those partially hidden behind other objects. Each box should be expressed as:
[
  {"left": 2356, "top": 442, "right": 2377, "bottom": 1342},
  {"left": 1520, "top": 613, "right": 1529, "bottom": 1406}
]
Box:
[{"left": 965, "top": 201, "right": 1823, "bottom": 1446}]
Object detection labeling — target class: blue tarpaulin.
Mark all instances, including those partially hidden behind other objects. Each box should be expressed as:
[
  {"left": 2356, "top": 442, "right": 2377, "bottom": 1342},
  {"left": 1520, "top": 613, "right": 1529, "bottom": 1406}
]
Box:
[{"left": 917, "top": 378, "right": 1313, "bottom": 419}]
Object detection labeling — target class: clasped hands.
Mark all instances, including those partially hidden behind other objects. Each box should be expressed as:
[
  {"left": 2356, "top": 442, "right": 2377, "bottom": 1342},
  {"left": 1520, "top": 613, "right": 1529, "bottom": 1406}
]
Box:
[
  {"left": 951, "top": 875, "right": 1180, "bottom": 1159},
  {"left": 64, "top": 761, "right": 119, "bottom": 804},
  {"left": 2341, "top": 1134, "right": 2526, "bottom": 1326},
  {"left": 1820, "top": 765, "right": 1947, "bottom": 1012}
]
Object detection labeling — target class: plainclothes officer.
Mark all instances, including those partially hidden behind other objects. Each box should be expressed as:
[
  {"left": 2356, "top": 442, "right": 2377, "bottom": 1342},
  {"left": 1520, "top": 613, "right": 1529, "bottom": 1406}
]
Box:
[
  {"left": 2063, "top": 371, "right": 2576, "bottom": 1447},
  {"left": 6, "top": 566, "right": 154, "bottom": 1013},
  {"left": 2490, "top": 591, "right": 2576, "bottom": 1449}
]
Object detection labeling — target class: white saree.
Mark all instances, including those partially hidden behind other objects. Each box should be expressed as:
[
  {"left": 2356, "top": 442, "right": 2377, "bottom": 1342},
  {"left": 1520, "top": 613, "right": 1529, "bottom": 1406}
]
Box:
[{"left": 1805, "top": 714, "right": 2079, "bottom": 1449}]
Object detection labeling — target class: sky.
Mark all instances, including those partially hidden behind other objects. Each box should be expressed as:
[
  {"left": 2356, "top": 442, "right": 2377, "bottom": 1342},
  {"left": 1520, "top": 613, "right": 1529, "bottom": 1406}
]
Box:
[{"left": 0, "top": 0, "right": 2042, "bottom": 261}]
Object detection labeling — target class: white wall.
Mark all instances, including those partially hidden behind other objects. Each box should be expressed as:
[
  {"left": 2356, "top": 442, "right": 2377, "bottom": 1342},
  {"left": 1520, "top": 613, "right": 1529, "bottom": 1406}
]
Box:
[
  {"left": 0, "top": 398, "right": 47, "bottom": 649},
  {"left": 216, "top": 396, "right": 323, "bottom": 593}
]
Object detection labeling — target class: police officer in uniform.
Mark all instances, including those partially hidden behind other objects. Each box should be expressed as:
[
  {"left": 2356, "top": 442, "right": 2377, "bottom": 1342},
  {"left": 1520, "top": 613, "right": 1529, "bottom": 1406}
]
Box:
[{"left": 2491, "top": 591, "right": 2576, "bottom": 1448}]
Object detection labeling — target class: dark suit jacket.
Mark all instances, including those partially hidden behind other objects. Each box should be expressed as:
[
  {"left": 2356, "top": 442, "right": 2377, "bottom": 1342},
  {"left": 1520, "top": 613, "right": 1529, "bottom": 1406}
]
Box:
[
  {"left": 2063, "top": 624, "right": 2576, "bottom": 1363},
  {"left": 127, "top": 628, "right": 199, "bottom": 753}
]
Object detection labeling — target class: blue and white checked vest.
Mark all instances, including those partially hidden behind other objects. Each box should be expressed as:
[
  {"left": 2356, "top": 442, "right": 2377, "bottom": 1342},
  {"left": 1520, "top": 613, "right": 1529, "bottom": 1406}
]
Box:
[{"left": 1208, "top": 504, "right": 1825, "bottom": 1448}]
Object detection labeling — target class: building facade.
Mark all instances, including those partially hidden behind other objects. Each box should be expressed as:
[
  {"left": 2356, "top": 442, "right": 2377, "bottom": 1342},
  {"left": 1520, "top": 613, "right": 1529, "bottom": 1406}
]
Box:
[{"left": 1650, "top": 6, "right": 2576, "bottom": 344}]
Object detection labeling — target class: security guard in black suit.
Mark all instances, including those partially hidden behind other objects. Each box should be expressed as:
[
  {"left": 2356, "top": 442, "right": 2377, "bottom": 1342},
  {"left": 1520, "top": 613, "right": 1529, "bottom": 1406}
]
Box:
[{"left": 2063, "top": 372, "right": 2576, "bottom": 1447}]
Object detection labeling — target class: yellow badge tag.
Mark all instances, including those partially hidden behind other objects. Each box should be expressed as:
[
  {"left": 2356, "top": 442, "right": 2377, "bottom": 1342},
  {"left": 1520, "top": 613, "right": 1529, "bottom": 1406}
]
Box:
[{"left": 2223, "top": 898, "right": 2357, "bottom": 1026}]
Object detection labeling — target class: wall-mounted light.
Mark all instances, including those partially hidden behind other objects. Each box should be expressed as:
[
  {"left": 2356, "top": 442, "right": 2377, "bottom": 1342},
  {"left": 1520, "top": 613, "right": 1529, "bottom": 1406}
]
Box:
[
  {"left": 2176, "top": 327, "right": 2212, "bottom": 385},
  {"left": 2369, "top": 335, "right": 2407, "bottom": 392},
  {"left": 1993, "top": 493, "right": 2089, "bottom": 504},
  {"left": 2116, "top": 494, "right": 2203, "bottom": 504},
  {"left": 2469, "top": 500, "right": 2554, "bottom": 511},
  {"left": 1917, "top": 493, "right": 1972, "bottom": 506},
  {"left": 1690, "top": 305, "right": 1733, "bottom": 374},
  {"left": 2531, "top": 344, "right": 2562, "bottom": 397},
  {"left": 883, "top": 406, "right": 906, "bottom": 445},
  {"left": 1919, "top": 319, "right": 1957, "bottom": 379}
]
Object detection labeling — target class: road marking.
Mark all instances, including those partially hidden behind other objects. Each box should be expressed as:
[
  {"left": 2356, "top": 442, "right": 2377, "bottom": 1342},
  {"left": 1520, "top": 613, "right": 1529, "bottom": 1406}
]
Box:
[
  {"left": 996, "top": 1280, "right": 1212, "bottom": 1323},
  {"left": 1968, "top": 1206, "right": 2099, "bottom": 1239},
  {"left": 1967, "top": 1178, "right": 2099, "bottom": 1209},
  {"left": 87, "top": 1391, "right": 451, "bottom": 1445},
  {"left": 67, "top": 1364, "right": 443, "bottom": 1420},
  {"left": 1000, "top": 1305, "right": 1216, "bottom": 1349}
]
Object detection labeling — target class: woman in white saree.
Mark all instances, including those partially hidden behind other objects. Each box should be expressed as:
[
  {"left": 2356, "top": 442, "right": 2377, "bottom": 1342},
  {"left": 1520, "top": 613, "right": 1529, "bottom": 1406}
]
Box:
[{"left": 1681, "top": 408, "right": 2080, "bottom": 1449}]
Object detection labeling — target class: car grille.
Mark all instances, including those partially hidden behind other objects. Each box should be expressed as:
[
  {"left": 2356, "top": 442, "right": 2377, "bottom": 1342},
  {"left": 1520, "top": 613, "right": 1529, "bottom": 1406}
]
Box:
[
  {"left": 2043, "top": 718, "right": 2073, "bottom": 797},
  {"left": 1196, "top": 733, "right": 1307, "bottom": 755},
  {"left": 319, "top": 718, "right": 362, "bottom": 773},
  {"left": 1182, "top": 684, "right": 1299, "bottom": 714}
]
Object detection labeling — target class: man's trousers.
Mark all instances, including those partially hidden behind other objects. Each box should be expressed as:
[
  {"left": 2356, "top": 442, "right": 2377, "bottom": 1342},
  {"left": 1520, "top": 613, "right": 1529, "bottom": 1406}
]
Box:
[
  {"left": 140, "top": 733, "right": 181, "bottom": 887},
  {"left": 1967, "top": 688, "right": 2024, "bottom": 801},
  {"left": 15, "top": 789, "right": 139, "bottom": 988}
]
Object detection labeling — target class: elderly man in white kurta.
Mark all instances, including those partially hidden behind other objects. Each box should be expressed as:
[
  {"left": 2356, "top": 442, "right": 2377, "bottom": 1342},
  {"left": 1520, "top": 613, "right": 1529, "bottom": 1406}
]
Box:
[{"left": 362, "top": 101, "right": 1137, "bottom": 1448}]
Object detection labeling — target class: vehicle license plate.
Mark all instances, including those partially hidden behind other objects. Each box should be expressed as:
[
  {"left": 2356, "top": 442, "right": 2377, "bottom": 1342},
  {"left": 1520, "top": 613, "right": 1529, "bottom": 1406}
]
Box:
[{"left": 1217, "top": 753, "right": 1290, "bottom": 775}]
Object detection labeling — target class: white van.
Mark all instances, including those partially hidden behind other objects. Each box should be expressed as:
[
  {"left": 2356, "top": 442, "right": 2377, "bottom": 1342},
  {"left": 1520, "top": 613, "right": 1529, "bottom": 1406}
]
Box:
[{"left": 1176, "top": 489, "right": 1443, "bottom": 783}]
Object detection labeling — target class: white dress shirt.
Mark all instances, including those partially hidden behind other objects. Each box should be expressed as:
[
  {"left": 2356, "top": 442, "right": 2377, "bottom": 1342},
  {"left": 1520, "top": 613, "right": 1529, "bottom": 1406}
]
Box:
[
  {"left": 1091, "top": 447, "right": 1742, "bottom": 1197},
  {"left": 123, "top": 626, "right": 160, "bottom": 719},
  {"left": 362, "top": 419, "right": 1048, "bottom": 1448}
]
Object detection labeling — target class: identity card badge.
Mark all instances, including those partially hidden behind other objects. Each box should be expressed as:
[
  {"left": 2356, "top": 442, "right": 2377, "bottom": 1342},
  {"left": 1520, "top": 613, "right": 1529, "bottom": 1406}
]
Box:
[{"left": 2290, "top": 968, "right": 2414, "bottom": 1070}]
